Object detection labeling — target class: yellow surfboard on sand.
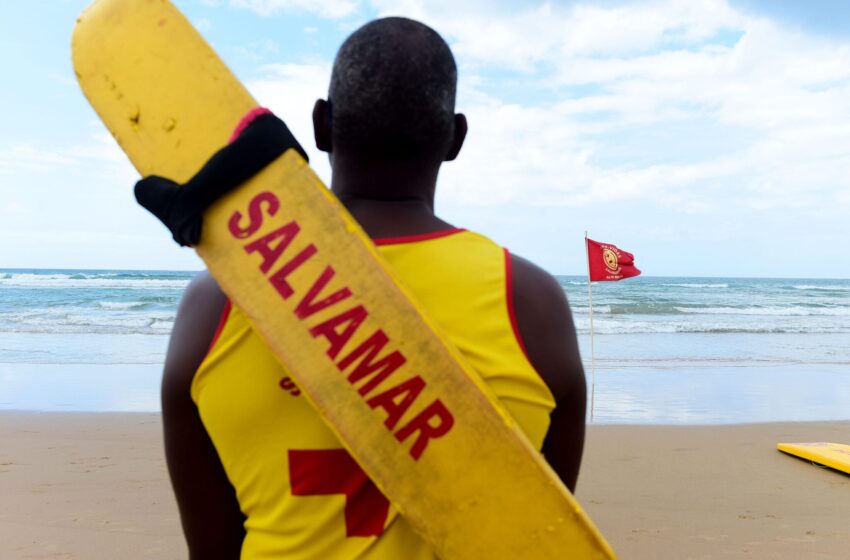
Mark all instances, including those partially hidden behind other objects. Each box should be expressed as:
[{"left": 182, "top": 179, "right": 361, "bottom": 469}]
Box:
[
  {"left": 778, "top": 442, "right": 850, "bottom": 475},
  {"left": 72, "top": 1, "right": 616, "bottom": 558}
]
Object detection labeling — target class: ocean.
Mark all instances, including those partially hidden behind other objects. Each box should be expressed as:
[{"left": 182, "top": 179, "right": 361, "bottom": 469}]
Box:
[{"left": 1, "top": 269, "right": 848, "bottom": 423}]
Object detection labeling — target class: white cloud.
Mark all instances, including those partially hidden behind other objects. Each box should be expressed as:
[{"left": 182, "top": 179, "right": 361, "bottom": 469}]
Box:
[
  {"left": 2, "top": 201, "right": 31, "bottom": 216},
  {"left": 220, "top": 0, "right": 850, "bottom": 243},
  {"left": 356, "top": 0, "right": 850, "bottom": 220},
  {"left": 67, "top": 132, "right": 128, "bottom": 163},
  {"left": 229, "top": 0, "right": 360, "bottom": 18},
  {"left": 0, "top": 142, "right": 78, "bottom": 174},
  {"left": 371, "top": 0, "right": 744, "bottom": 68},
  {"left": 194, "top": 17, "right": 214, "bottom": 32},
  {"left": 233, "top": 39, "right": 282, "bottom": 61},
  {"left": 0, "top": 132, "right": 130, "bottom": 176},
  {"left": 0, "top": 229, "right": 157, "bottom": 244},
  {"left": 247, "top": 62, "right": 334, "bottom": 182}
]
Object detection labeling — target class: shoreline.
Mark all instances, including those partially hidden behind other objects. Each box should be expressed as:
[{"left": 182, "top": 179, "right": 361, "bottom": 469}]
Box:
[
  {"left": 4, "top": 355, "right": 850, "bottom": 424},
  {"left": 2, "top": 412, "right": 848, "bottom": 558},
  {"left": 4, "top": 408, "right": 850, "bottom": 426}
]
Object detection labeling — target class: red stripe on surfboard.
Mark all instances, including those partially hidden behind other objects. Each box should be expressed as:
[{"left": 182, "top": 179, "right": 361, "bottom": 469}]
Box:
[
  {"left": 229, "top": 107, "right": 273, "bottom": 143},
  {"left": 373, "top": 228, "right": 466, "bottom": 246},
  {"left": 504, "top": 248, "right": 532, "bottom": 363}
]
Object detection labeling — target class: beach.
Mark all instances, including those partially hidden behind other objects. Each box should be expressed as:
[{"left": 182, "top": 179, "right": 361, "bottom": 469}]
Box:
[
  {"left": 2, "top": 412, "right": 848, "bottom": 559},
  {"left": 1, "top": 270, "right": 848, "bottom": 558}
]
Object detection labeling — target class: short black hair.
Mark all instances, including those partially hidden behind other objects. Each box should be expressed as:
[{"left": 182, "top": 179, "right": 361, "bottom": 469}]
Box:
[{"left": 329, "top": 17, "right": 457, "bottom": 160}]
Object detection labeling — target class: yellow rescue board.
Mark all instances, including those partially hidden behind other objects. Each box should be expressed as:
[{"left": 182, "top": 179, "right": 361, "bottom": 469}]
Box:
[
  {"left": 778, "top": 442, "right": 850, "bottom": 475},
  {"left": 72, "top": 1, "right": 615, "bottom": 558}
]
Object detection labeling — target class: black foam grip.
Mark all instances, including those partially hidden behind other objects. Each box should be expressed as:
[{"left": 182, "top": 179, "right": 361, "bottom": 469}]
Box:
[{"left": 134, "top": 113, "right": 307, "bottom": 246}]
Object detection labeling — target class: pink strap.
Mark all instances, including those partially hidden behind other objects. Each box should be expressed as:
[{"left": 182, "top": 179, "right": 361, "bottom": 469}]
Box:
[{"left": 229, "top": 107, "right": 274, "bottom": 143}]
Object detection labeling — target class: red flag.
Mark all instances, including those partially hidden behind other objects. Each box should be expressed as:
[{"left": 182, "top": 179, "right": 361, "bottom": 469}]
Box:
[{"left": 586, "top": 237, "right": 641, "bottom": 282}]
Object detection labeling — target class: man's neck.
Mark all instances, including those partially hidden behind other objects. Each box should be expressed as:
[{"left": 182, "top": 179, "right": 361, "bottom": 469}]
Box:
[{"left": 329, "top": 153, "right": 454, "bottom": 239}]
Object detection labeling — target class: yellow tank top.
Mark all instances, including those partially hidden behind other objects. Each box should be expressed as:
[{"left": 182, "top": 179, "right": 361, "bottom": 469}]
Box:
[{"left": 192, "top": 228, "right": 556, "bottom": 560}]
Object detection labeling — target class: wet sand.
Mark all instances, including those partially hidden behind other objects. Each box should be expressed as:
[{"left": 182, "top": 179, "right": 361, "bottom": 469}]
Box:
[{"left": 1, "top": 412, "right": 848, "bottom": 559}]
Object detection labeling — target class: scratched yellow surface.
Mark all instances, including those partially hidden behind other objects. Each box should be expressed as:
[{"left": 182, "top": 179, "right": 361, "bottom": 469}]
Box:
[
  {"left": 778, "top": 442, "right": 850, "bottom": 474},
  {"left": 72, "top": 1, "right": 616, "bottom": 558}
]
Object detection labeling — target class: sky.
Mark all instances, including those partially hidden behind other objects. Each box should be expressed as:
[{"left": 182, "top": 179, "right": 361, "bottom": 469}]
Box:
[{"left": 0, "top": 0, "right": 849, "bottom": 277}]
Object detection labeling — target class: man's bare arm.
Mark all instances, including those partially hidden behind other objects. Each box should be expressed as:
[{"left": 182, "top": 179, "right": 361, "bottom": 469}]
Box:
[
  {"left": 510, "top": 254, "right": 587, "bottom": 492},
  {"left": 161, "top": 271, "right": 246, "bottom": 559}
]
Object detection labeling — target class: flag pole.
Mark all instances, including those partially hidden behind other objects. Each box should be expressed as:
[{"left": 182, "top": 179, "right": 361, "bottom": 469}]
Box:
[{"left": 585, "top": 231, "right": 596, "bottom": 423}]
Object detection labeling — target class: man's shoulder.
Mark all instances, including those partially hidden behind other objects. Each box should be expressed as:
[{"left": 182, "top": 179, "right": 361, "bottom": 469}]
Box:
[
  {"left": 182, "top": 270, "right": 226, "bottom": 306},
  {"left": 173, "top": 270, "right": 228, "bottom": 356},
  {"left": 162, "top": 271, "right": 228, "bottom": 399},
  {"left": 509, "top": 253, "right": 569, "bottom": 317},
  {"left": 507, "top": 252, "right": 582, "bottom": 401}
]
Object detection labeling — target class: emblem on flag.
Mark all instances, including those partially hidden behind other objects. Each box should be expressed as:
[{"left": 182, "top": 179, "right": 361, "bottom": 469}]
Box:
[
  {"left": 586, "top": 238, "right": 641, "bottom": 282},
  {"left": 602, "top": 248, "right": 620, "bottom": 275}
]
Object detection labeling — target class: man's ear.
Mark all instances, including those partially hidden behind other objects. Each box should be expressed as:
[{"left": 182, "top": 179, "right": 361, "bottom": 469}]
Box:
[
  {"left": 444, "top": 113, "right": 467, "bottom": 162},
  {"left": 312, "top": 99, "right": 332, "bottom": 153}
]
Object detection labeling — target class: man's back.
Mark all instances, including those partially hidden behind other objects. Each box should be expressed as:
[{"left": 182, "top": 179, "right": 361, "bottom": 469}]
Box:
[{"left": 186, "top": 229, "right": 555, "bottom": 558}]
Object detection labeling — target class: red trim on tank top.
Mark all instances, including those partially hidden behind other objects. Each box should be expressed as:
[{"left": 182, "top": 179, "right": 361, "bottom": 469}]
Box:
[
  {"left": 504, "top": 248, "right": 532, "bottom": 363},
  {"left": 206, "top": 299, "right": 232, "bottom": 356},
  {"left": 372, "top": 228, "right": 466, "bottom": 246}
]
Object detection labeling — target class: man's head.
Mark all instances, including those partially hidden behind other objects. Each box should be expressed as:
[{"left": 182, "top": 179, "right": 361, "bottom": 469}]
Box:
[{"left": 314, "top": 17, "right": 465, "bottom": 163}]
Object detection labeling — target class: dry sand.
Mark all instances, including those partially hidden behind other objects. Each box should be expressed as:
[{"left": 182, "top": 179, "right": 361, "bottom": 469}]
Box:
[
  {"left": 0, "top": 412, "right": 181, "bottom": 559},
  {"left": 1, "top": 412, "right": 848, "bottom": 559},
  {"left": 579, "top": 422, "right": 850, "bottom": 559}
]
